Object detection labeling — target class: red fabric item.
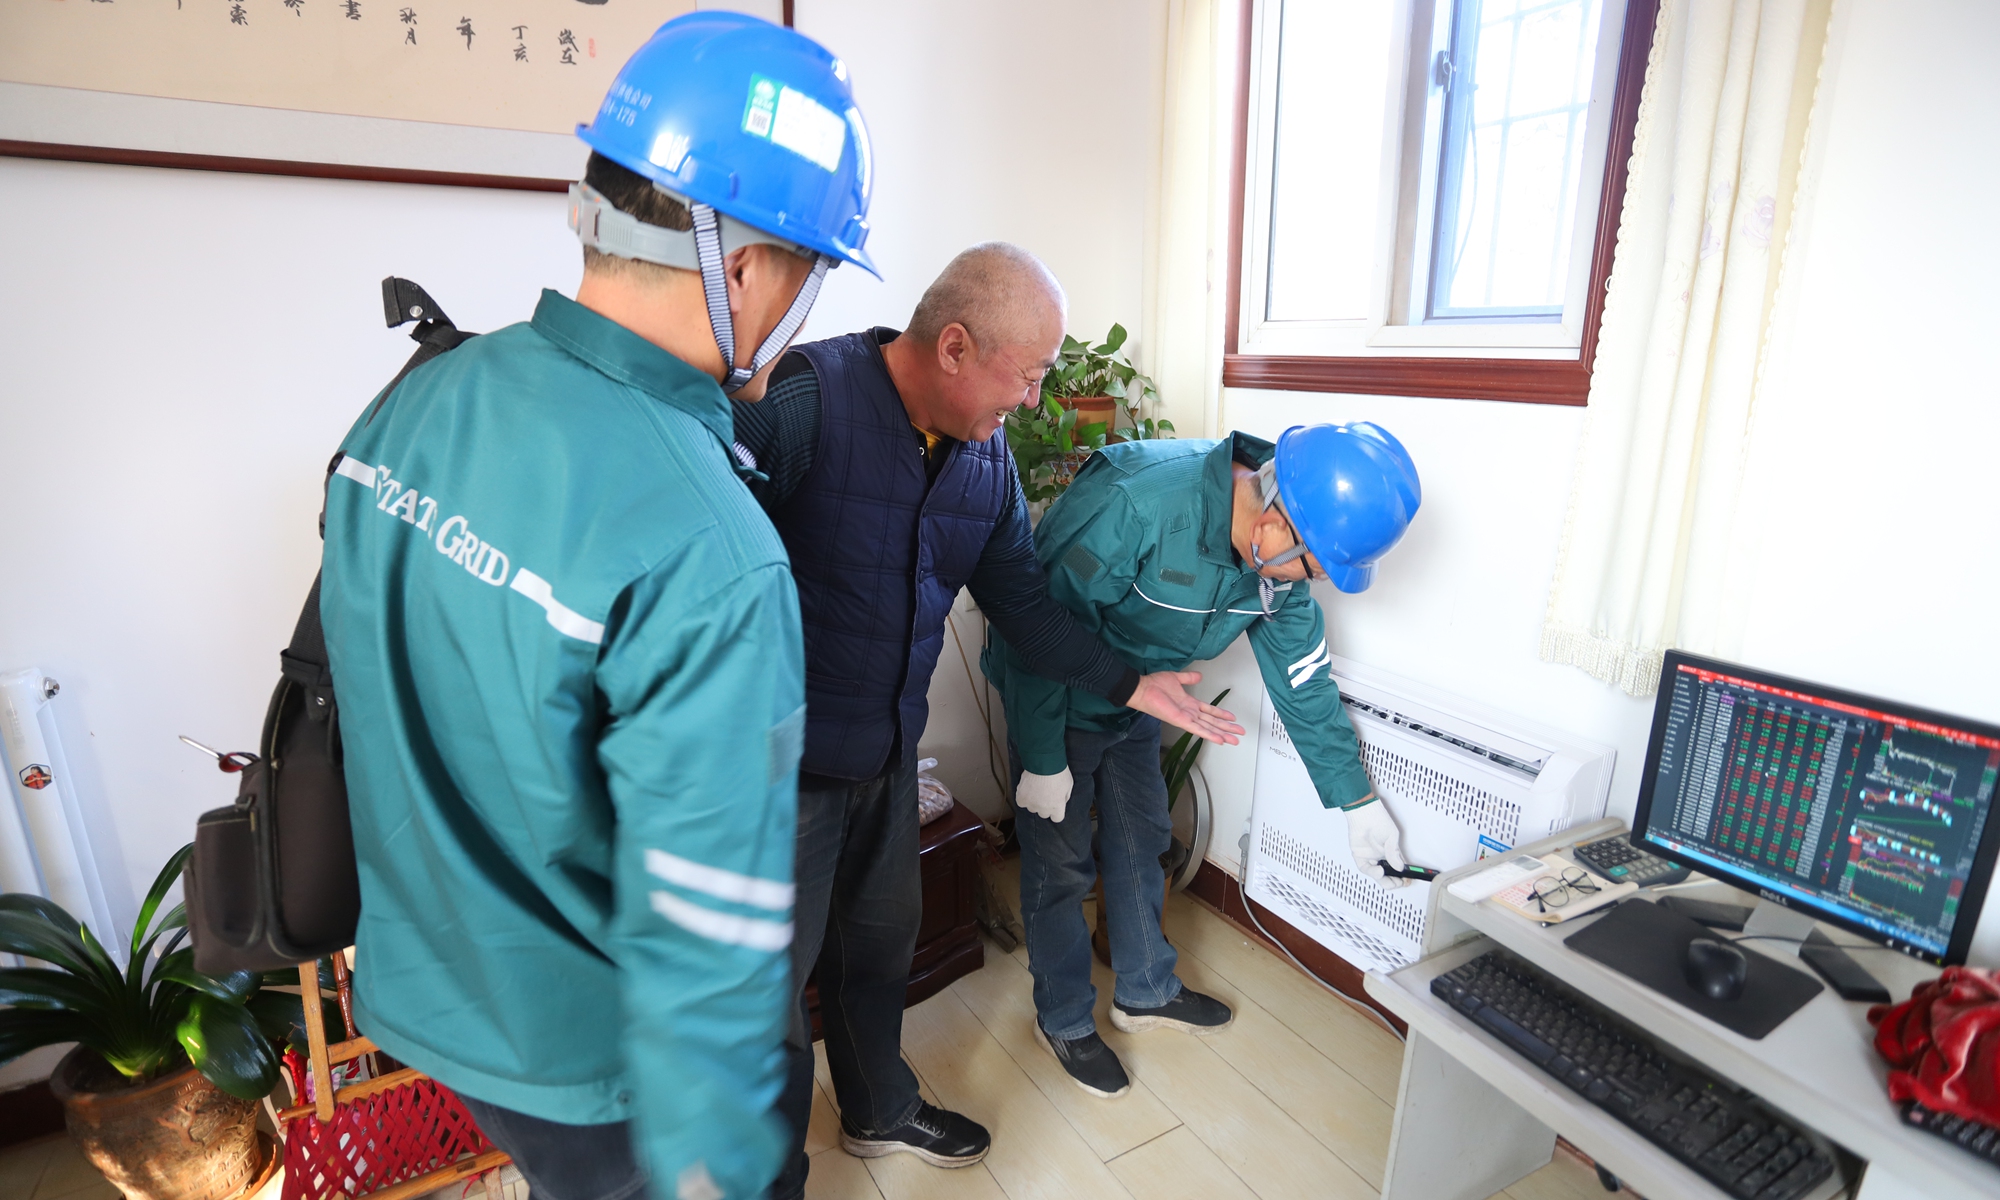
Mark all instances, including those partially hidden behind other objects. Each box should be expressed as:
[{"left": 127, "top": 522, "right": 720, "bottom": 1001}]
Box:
[
  {"left": 279, "top": 1049, "right": 500, "bottom": 1200},
  {"left": 1868, "top": 966, "right": 2000, "bottom": 1126}
]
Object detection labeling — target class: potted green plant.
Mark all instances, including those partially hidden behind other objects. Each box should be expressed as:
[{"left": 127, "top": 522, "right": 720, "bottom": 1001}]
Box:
[
  {"left": 1006, "top": 323, "right": 1175, "bottom": 504},
  {"left": 0, "top": 844, "right": 320, "bottom": 1200}
]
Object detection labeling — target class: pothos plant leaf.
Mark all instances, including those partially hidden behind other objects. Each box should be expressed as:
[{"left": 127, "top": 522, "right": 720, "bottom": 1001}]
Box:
[{"left": 1007, "top": 323, "right": 1173, "bottom": 504}]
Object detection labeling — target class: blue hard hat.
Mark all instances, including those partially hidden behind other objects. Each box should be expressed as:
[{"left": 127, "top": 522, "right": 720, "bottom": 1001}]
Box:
[
  {"left": 1272, "top": 423, "right": 1421, "bottom": 594},
  {"left": 576, "top": 12, "right": 878, "bottom": 277}
]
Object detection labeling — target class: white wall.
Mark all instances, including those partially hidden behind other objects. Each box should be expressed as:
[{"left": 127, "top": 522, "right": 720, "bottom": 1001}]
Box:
[
  {"left": 0, "top": 162, "right": 584, "bottom": 917},
  {"left": 1192, "top": 0, "right": 2000, "bottom": 967},
  {"left": 0, "top": 0, "right": 1165, "bottom": 931}
]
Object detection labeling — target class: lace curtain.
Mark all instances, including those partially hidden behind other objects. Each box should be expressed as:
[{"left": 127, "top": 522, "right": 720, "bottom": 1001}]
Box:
[
  {"left": 1541, "top": 0, "right": 1835, "bottom": 696},
  {"left": 1143, "top": 0, "right": 1235, "bottom": 438}
]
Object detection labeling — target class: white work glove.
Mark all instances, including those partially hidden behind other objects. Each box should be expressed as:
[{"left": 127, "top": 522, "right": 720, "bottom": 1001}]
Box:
[
  {"left": 1015, "top": 768, "right": 1074, "bottom": 822},
  {"left": 1345, "top": 797, "right": 1409, "bottom": 889}
]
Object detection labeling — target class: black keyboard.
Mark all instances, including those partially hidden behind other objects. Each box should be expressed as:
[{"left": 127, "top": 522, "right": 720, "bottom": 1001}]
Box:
[
  {"left": 1903, "top": 1100, "right": 2000, "bottom": 1166},
  {"left": 1432, "top": 950, "right": 1835, "bottom": 1200},
  {"left": 1572, "top": 834, "right": 1692, "bottom": 886}
]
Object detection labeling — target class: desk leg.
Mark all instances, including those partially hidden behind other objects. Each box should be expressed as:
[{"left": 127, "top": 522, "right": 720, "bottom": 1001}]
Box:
[
  {"left": 1380, "top": 1031, "right": 1556, "bottom": 1200},
  {"left": 1853, "top": 1164, "right": 1926, "bottom": 1200}
]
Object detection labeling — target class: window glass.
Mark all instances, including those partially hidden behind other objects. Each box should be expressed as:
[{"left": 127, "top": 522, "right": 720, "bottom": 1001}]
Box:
[
  {"left": 1264, "top": 0, "right": 1397, "bottom": 323},
  {"left": 1429, "top": 0, "right": 1606, "bottom": 320}
]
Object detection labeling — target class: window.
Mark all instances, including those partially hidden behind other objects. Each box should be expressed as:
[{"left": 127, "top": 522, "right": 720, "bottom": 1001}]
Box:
[
  {"left": 1226, "top": 0, "right": 1659, "bottom": 403},
  {"left": 1425, "top": 0, "right": 1606, "bottom": 322}
]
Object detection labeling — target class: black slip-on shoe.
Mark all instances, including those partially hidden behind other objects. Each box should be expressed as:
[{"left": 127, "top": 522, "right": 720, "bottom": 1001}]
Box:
[
  {"left": 839, "top": 1102, "right": 990, "bottom": 1167},
  {"left": 1035, "top": 1023, "right": 1132, "bottom": 1099},
  {"left": 1110, "top": 986, "right": 1235, "bottom": 1035}
]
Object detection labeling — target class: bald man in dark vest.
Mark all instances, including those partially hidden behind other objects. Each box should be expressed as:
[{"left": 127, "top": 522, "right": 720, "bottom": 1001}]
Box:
[{"left": 733, "top": 243, "right": 1242, "bottom": 1198}]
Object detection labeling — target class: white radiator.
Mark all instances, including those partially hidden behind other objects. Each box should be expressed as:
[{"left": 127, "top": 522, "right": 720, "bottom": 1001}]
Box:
[
  {"left": 1, "top": 667, "right": 124, "bottom": 959},
  {"left": 1245, "top": 655, "right": 1613, "bottom": 975}
]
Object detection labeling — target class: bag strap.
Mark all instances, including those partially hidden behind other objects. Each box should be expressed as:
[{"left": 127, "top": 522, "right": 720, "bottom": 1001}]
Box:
[
  {"left": 366, "top": 277, "right": 479, "bottom": 428},
  {"left": 291, "top": 279, "right": 479, "bottom": 714}
]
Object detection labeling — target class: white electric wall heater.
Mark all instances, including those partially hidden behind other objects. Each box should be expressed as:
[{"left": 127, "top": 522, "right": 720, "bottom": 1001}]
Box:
[{"left": 1246, "top": 654, "right": 1614, "bottom": 975}]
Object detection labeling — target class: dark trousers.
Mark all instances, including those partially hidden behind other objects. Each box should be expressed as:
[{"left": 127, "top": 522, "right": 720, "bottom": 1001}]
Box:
[
  {"left": 458, "top": 1095, "right": 648, "bottom": 1200},
  {"left": 771, "top": 754, "right": 925, "bottom": 1200}
]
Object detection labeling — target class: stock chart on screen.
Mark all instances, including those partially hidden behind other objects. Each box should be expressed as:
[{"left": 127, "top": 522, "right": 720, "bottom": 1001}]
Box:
[{"left": 1642, "top": 661, "right": 2000, "bottom": 957}]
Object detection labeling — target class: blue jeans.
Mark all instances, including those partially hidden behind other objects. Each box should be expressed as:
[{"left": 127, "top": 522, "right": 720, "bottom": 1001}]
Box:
[
  {"left": 1014, "top": 715, "right": 1182, "bottom": 1041},
  {"left": 771, "top": 755, "right": 924, "bottom": 1200}
]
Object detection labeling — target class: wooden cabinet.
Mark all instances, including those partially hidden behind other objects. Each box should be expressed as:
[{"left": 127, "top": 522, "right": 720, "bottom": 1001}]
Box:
[{"left": 804, "top": 800, "right": 987, "bottom": 1038}]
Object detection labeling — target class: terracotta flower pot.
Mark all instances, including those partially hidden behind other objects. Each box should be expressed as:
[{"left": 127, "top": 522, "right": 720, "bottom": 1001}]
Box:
[
  {"left": 48, "top": 1046, "right": 266, "bottom": 1200},
  {"left": 1058, "top": 395, "right": 1119, "bottom": 430}
]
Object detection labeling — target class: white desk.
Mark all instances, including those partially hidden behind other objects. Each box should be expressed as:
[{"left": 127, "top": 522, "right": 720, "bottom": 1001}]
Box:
[{"left": 1362, "top": 819, "right": 2000, "bottom": 1200}]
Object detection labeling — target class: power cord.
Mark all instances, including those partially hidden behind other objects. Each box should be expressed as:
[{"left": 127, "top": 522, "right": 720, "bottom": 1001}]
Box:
[
  {"left": 1237, "top": 826, "right": 1407, "bottom": 1042},
  {"left": 1239, "top": 891, "right": 1406, "bottom": 1042},
  {"left": 1729, "top": 934, "right": 1910, "bottom": 953},
  {"left": 945, "top": 609, "right": 1012, "bottom": 809}
]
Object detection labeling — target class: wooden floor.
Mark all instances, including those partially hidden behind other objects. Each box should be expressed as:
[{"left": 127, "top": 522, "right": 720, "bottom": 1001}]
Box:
[
  {"left": 801, "top": 866, "right": 1616, "bottom": 1200},
  {"left": 0, "top": 871, "right": 1617, "bottom": 1200}
]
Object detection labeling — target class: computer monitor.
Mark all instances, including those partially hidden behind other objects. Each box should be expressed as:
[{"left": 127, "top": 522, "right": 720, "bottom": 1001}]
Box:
[{"left": 1633, "top": 651, "right": 2000, "bottom": 966}]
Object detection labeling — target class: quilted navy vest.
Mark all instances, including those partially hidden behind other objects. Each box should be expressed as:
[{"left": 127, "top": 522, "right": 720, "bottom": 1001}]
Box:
[{"left": 773, "top": 329, "right": 1012, "bottom": 781}]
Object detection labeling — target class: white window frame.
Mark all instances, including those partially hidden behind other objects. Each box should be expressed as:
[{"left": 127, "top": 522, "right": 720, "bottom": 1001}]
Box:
[{"left": 1236, "top": 0, "right": 1632, "bottom": 362}]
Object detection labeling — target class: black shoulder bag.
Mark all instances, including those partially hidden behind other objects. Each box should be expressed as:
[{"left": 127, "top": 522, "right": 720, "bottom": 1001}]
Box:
[{"left": 185, "top": 278, "right": 477, "bottom": 975}]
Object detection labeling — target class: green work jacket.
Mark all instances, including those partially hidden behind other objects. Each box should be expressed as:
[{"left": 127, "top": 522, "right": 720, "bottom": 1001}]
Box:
[
  {"left": 322, "top": 290, "right": 804, "bottom": 1200},
  {"left": 983, "top": 433, "right": 1373, "bottom": 810}
]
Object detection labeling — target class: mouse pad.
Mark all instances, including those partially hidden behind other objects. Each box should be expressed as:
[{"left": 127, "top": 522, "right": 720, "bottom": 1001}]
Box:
[{"left": 1564, "top": 899, "right": 1824, "bottom": 1039}]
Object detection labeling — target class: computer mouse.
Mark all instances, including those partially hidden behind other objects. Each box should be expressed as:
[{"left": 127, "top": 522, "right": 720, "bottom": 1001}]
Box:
[{"left": 1683, "top": 937, "right": 1749, "bottom": 1001}]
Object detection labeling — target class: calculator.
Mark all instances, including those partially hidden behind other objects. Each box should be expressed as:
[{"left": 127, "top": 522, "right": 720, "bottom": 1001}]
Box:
[{"left": 1569, "top": 834, "right": 1691, "bottom": 887}]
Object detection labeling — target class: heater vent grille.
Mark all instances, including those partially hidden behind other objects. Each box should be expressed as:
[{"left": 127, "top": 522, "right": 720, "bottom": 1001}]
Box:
[
  {"left": 1257, "top": 875, "right": 1410, "bottom": 971},
  {"left": 1258, "top": 824, "right": 1425, "bottom": 945},
  {"left": 1359, "top": 739, "right": 1522, "bottom": 846}
]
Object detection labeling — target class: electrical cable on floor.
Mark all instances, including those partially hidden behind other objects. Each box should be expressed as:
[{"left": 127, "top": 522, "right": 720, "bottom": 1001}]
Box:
[
  {"left": 1238, "top": 827, "right": 1408, "bottom": 1043},
  {"left": 1240, "top": 896, "right": 1407, "bottom": 1042}
]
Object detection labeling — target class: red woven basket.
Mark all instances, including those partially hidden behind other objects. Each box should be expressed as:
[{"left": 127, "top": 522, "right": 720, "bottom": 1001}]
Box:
[
  {"left": 276, "top": 955, "right": 510, "bottom": 1200},
  {"left": 279, "top": 1050, "right": 498, "bottom": 1200}
]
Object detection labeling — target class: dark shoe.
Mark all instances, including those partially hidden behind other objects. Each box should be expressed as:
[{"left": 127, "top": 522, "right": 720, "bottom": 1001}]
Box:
[
  {"left": 1036, "top": 1023, "right": 1132, "bottom": 1099},
  {"left": 839, "top": 1102, "right": 990, "bottom": 1168},
  {"left": 1110, "top": 986, "right": 1234, "bottom": 1035}
]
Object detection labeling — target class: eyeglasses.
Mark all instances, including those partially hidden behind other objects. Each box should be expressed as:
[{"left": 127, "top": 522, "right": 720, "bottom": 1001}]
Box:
[
  {"left": 1271, "top": 510, "right": 1330, "bottom": 582},
  {"left": 1529, "top": 867, "right": 1601, "bottom": 913}
]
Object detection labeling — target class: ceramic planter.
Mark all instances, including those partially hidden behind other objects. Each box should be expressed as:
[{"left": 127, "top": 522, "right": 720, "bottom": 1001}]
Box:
[{"left": 48, "top": 1046, "right": 269, "bottom": 1200}]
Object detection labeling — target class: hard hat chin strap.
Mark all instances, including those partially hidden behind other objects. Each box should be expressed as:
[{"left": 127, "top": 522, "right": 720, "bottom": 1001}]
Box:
[
  {"left": 689, "top": 202, "right": 830, "bottom": 395},
  {"left": 1250, "top": 460, "right": 1309, "bottom": 618},
  {"left": 568, "top": 182, "right": 831, "bottom": 395}
]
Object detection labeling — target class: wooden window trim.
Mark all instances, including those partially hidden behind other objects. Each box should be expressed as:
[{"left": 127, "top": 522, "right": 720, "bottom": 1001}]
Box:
[{"left": 1221, "top": 0, "right": 1661, "bottom": 406}]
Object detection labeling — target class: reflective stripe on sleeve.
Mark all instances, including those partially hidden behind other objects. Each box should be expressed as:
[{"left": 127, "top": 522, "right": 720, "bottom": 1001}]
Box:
[
  {"left": 510, "top": 568, "right": 606, "bottom": 645},
  {"left": 1288, "top": 638, "right": 1332, "bottom": 689},
  {"left": 645, "top": 848, "right": 793, "bottom": 911},
  {"left": 649, "top": 890, "right": 792, "bottom": 951}
]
